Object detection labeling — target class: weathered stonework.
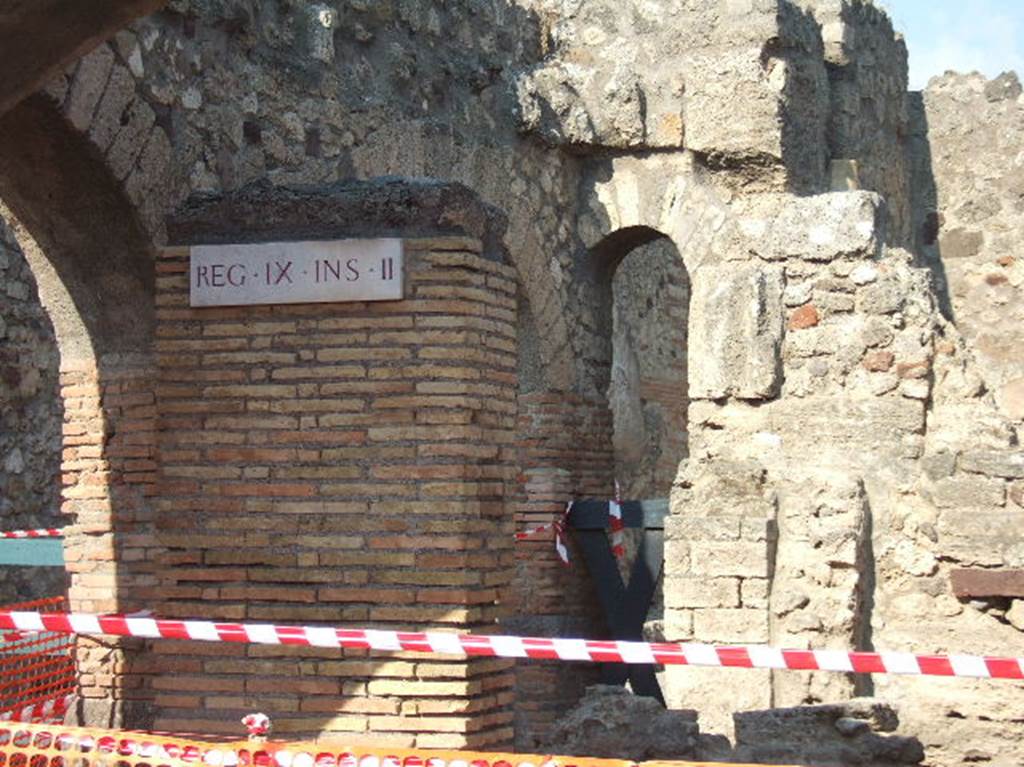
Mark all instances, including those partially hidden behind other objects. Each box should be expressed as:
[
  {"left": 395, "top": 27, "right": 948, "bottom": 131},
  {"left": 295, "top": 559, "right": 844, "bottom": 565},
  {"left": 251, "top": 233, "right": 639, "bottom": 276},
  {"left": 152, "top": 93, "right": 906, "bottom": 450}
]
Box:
[
  {"left": 912, "top": 71, "right": 1024, "bottom": 424},
  {"left": 0, "top": 1, "right": 1021, "bottom": 765}
]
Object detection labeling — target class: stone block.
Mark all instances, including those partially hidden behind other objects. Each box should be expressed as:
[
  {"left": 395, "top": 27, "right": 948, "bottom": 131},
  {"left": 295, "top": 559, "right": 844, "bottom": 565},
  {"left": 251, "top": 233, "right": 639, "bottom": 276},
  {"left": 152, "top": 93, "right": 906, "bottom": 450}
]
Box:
[
  {"left": 683, "top": 46, "right": 783, "bottom": 161},
  {"left": 922, "top": 451, "right": 956, "bottom": 480},
  {"left": 938, "top": 511, "right": 1022, "bottom": 546},
  {"left": 927, "top": 476, "right": 1006, "bottom": 509},
  {"left": 690, "top": 542, "right": 769, "bottom": 578},
  {"left": 761, "top": 192, "right": 884, "bottom": 262},
  {"left": 740, "top": 517, "right": 774, "bottom": 542},
  {"left": 665, "top": 515, "right": 741, "bottom": 542},
  {"left": 664, "top": 539, "right": 691, "bottom": 575},
  {"left": 996, "top": 378, "right": 1024, "bottom": 421},
  {"left": 662, "top": 608, "right": 693, "bottom": 641},
  {"left": 741, "top": 578, "right": 770, "bottom": 608},
  {"left": 767, "top": 396, "right": 926, "bottom": 464},
  {"left": 665, "top": 666, "right": 772, "bottom": 739},
  {"left": 65, "top": 45, "right": 115, "bottom": 132},
  {"left": 693, "top": 608, "right": 769, "bottom": 643},
  {"left": 664, "top": 577, "right": 741, "bottom": 609},
  {"left": 689, "top": 264, "right": 784, "bottom": 400},
  {"left": 960, "top": 450, "right": 1024, "bottom": 479},
  {"left": 859, "top": 279, "right": 905, "bottom": 314}
]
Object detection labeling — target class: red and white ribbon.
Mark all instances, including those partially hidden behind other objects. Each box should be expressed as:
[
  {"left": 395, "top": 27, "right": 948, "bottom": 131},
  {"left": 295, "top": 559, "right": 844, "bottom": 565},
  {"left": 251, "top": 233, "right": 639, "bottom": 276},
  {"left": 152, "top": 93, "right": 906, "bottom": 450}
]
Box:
[
  {"left": 0, "top": 528, "right": 63, "bottom": 539},
  {"left": 515, "top": 502, "right": 572, "bottom": 566},
  {"left": 608, "top": 482, "right": 624, "bottom": 560},
  {"left": 242, "top": 713, "right": 271, "bottom": 737},
  {"left": 0, "top": 694, "right": 75, "bottom": 724},
  {"left": 2, "top": 610, "right": 1022, "bottom": 680}
]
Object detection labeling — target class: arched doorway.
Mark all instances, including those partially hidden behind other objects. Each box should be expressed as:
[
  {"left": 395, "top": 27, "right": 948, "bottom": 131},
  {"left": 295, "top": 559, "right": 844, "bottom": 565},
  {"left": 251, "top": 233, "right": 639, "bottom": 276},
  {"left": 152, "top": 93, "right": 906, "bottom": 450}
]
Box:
[
  {"left": 0, "top": 92, "right": 159, "bottom": 728},
  {"left": 608, "top": 236, "right": 690, "bottom": 501},
  {"left": 590, "top": 226, "right": 690, "bottom": 504}
]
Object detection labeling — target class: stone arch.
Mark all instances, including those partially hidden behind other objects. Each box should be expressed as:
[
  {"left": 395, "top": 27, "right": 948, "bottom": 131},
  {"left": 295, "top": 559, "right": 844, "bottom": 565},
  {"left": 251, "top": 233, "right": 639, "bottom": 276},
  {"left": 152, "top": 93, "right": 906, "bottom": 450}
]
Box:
[
  {"left": 578, "top": 153, "right": 730, "bottom": 279},
  {"left": 0, "top": 87, "right": 162, "bottom": 726},
  {"left": 39, "top": 42, "right": 180, "bottom": 240}
]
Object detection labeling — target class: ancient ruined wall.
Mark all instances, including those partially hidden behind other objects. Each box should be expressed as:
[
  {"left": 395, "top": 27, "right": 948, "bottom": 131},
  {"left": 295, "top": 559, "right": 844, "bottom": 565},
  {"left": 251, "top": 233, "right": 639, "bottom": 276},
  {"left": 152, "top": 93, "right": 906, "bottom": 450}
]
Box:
[
  {"left": 797, "top": 0, "right": 911, "bottom": 241},
  {"left": 520, "top": 0, "right": 831, "bottom": 192},
  {"left": 16, "top": 0, "right": 1023, "bottom": 763},
  {"left": 912, "top": 71, "right": 1024, "bottom": 425},
  {"left": 661, "top": 187, "right": 1024, "bottom": 765},
  {"left": 0, "top": 214, "right": 64, "bottom": 603}
]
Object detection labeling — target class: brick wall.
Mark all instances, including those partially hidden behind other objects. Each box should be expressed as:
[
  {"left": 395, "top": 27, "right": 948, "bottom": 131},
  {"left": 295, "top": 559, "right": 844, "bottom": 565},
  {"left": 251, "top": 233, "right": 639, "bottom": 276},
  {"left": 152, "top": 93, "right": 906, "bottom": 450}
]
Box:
[
  {"left": 511, "top": 392, "right": 613, "bottom": 748},
  {"left": 137, "top": 237, "right": 518, "bottom": 747},
  {"left": 62, "top": 355, "right": 160, "bottom": 719}
]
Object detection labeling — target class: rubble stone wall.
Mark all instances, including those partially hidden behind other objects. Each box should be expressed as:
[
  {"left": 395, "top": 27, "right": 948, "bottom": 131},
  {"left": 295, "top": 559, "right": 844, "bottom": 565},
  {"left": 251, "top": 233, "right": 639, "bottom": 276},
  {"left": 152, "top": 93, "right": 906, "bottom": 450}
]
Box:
[
  {"left": 0, "top": 214, "right": 64, "bottom": 604},
  {"left": 798, "top": 0, "right": 911, "bottom": 242}
]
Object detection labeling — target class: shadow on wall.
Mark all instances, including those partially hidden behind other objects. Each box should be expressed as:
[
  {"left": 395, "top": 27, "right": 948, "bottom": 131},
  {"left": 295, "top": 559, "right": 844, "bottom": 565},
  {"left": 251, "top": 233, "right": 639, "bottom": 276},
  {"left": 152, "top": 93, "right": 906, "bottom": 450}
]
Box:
[
  {"left": 905, "top": 91, "right": 954, "bottom": 323},
  {"left": 0, "top": 92, "right": 158, "bottom": 728}
]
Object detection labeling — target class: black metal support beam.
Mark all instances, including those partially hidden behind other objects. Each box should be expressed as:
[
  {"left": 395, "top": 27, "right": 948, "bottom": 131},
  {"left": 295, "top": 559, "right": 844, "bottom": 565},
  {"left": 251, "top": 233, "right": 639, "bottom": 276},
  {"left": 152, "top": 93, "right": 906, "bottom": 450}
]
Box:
[{"left": 567, "top": 498, "right": 667, "bottom": 704}]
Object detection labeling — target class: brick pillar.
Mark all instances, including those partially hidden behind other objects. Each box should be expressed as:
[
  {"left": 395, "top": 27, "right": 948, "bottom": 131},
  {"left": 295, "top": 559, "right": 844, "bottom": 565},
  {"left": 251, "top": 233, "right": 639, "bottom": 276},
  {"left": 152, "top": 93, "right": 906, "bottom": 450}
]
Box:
[
  {"left": 146, "top": 237, "right": 517, "bottom": 747},
  {"left": 61, "top": 355, "right": 160, "bottom": 725}
]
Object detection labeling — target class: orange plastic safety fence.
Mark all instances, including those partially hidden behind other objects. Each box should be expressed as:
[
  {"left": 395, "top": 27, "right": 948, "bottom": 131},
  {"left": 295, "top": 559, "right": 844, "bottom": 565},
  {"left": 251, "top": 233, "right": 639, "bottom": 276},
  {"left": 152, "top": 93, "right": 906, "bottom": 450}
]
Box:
[
  {"left": 0, "top": 599, "right": 75, "bottom": 722},
  {"left": 0, "top": 722, "right": 792, "bottom": 767},
  {"left": 0, "top": 722, "right": 637, "bottom": 767}
]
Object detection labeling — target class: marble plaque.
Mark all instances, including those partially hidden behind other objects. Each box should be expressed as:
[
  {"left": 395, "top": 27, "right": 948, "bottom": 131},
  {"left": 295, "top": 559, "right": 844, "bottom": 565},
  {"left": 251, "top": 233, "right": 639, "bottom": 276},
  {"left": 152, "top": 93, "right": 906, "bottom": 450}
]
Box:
[{"left": 189, "top": 238, "right": 403, "bottom": 307}]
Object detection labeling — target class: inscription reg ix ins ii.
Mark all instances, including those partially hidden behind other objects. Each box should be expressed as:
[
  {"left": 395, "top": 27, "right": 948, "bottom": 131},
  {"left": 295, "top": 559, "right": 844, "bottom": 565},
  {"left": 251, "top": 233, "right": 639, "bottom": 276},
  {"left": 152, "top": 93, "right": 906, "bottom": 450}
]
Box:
[{"left": 189, "top": 238, "right": 403, "bottom": 307}]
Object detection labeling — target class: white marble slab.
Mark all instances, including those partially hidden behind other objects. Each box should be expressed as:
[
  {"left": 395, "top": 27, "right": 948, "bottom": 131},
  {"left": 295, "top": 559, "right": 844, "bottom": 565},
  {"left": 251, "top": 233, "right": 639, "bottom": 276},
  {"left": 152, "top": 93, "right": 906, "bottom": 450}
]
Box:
[{"left": 189, "top": 238, "right": 403, "bottom": 307}]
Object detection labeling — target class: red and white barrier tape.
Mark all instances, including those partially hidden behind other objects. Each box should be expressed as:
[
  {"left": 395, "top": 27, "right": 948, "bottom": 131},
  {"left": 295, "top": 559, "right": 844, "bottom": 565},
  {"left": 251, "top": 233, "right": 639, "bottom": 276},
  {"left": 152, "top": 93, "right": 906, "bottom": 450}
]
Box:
[
  {"left": 609, "top": 482, "right": 624, "bottom": 560},
  {"left": 0, "top": 529, "right": 63, "bottom": 539},
  {"left": 514, "top": 502, "right": 572, "bottom": 565},
  {"left": 0, "top": 694, "right": 75, "bottom": 725},
  {"left": 1, "top": 611, "right": 1022, "bottom": 680}
]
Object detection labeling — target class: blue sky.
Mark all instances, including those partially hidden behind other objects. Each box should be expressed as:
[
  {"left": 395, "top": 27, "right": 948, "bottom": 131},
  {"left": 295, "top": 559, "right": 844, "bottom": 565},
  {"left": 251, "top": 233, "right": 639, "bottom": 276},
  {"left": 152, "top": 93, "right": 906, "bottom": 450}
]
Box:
[{"left": 878, "top": 0, "right": 1024, "bottom": 89}]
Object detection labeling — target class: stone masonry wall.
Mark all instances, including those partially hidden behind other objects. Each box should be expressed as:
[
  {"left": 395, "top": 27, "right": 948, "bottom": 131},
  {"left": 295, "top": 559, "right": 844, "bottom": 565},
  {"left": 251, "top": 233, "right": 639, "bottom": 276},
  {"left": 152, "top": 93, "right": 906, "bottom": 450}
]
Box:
[
  {"left": 143, "top": 236, "right": 517, "bottom": 747},
  {"left": 915, "top": 71, "right": 1024, "bottom": 424},
  {"left": 798, "top": 0, "right": 911, "bottom": 243},
  {"left": 664, "top": 187, "right": 1024, "bottom": 765},
  {"left": 0, "top": 214, "right": 63, "bottom": 604}
]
